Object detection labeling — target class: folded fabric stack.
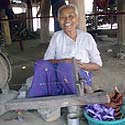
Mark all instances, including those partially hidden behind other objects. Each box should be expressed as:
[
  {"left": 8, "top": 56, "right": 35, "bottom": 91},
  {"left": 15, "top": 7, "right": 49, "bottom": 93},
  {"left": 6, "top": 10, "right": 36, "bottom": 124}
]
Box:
[
  {"left": 85, "top": 104, "right": 115, "bottom": 121},
  {"left": 85, "top": 86, "right": 123, "bottom": 121}
]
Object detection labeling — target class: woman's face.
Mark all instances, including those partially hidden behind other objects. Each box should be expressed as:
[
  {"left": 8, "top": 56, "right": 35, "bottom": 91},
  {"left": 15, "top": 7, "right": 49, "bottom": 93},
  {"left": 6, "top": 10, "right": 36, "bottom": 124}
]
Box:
[{"left": 59, "top": 7, "right": 78, "bottom": 33}]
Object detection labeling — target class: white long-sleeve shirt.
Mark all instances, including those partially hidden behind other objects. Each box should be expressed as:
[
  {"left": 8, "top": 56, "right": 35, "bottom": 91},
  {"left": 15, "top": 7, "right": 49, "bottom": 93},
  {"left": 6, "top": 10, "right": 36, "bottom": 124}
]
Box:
[{"left": 44, "top": 29, "right": 102, "bottom": 66}]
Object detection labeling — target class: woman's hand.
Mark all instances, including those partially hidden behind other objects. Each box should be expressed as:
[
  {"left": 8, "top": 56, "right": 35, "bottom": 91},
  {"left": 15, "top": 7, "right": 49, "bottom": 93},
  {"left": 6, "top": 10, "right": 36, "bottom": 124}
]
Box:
[{"left": 77, "top": 62, "right": 101, "bottom": 71}]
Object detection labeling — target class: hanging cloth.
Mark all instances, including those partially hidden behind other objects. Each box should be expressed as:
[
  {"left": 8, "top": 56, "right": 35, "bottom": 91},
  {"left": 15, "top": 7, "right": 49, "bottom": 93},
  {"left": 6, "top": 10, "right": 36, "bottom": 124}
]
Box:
[{"left": 95, "top": 0, "right": 109, "bottom": 9}]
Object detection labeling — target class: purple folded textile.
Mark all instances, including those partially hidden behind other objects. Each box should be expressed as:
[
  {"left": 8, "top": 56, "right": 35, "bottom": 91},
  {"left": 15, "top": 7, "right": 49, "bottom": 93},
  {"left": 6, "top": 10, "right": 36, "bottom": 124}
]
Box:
[
  {"left": 28, "top": 60, "right": 92, "bottom": 97},
  {"left": 85, "top": 104, "right": 115, "bottom": 121},
  {"left": 28, "top": 60, "right": 58, "bottom": 97}
]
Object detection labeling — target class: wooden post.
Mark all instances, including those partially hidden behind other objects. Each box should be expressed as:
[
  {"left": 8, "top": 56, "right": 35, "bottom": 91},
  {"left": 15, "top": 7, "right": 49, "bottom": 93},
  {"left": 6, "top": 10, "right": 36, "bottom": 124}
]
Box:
[
  {"left": 113, "top": 0, "right": 125, "bottom": 59},
  {"left": 117, "top": 0, "right": 125, "bottom": 46},
  {"left": 93, "top": 0, "right": 98, "bottom": 30},
  {"left": 40, "top": 0, "right": 50, "bottom": 43},
  {"left": 69, "top": 0, "right": 86, "bottom": 31},
  {"left": 26, "top": 0, "right": 33, "bottom": 32},
  {"left": 1, "top": 15, "right": 12, "bottom": 45}
]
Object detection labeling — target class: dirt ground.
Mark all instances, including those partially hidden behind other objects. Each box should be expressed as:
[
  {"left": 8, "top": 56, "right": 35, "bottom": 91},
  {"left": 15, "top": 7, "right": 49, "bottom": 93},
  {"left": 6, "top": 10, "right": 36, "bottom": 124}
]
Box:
[
  {"left": 0, "top": 33, "right": 125, "bottom": 125},
  {"left": 92, "top": 35, "right": 125, "bottom": 92}
]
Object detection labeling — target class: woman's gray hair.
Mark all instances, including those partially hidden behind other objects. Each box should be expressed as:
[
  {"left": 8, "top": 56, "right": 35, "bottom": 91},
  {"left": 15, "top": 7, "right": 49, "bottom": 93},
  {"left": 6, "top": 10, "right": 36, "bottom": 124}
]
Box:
[{"left": 57, "top": 4, "right": 78, "bottom": 20}]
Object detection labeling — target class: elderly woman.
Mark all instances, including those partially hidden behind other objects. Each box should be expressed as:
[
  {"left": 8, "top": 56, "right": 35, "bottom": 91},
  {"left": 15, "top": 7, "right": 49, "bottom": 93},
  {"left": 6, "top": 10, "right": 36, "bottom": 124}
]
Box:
[{"left": 28, "top": 4, "right": 102, "bottom": 97}]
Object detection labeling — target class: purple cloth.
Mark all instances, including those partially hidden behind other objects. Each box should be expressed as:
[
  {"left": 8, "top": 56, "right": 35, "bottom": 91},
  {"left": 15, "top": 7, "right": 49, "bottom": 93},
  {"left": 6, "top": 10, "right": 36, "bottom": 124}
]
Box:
[
  {"left": 56, "top": 62, "right": 77, "bottom": 95},
  {"left": 28, "top": 60, "right": 58, "bottom": 97},
  {"left": 85, "top": 104, "right": 115, "bottom": 121},
  {"left": 79, "top": 69, "right": 92, "bottom": 85},
  {"left": 28, "top": 60, "right": 92, "bottom": 97}
]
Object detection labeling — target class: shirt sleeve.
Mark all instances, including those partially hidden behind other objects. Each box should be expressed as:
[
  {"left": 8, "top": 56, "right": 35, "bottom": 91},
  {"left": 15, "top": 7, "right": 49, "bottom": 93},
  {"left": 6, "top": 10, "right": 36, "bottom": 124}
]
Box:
[
  {"left": 88, "top": 34, "right": 102, "bottom": 67},
  {"left": 43, "top": 33, "right": 57, "bottom": 60}
]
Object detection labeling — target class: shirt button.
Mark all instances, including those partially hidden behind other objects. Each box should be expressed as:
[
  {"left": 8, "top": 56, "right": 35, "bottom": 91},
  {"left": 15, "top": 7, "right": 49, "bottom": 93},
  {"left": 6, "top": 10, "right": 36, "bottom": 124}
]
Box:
[{"left": 45, "top": 67, "right": 48, "bottom": 71}]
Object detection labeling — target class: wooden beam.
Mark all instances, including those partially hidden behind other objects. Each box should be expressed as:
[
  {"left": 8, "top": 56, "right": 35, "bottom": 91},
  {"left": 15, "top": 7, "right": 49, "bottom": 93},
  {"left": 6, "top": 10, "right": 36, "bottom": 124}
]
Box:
[{"left": 5, "top": 92, "right": 110, "bottom": 111}]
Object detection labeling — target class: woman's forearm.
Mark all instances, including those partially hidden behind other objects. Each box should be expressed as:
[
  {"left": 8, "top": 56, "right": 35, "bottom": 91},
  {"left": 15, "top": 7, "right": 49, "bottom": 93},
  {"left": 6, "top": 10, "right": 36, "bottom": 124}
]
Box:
[
  {"left": 78, "top": 63, "right": 101, "bottom": 71},
  {"left": 47, "top": 59, "right": 101, "bottom": 71}
]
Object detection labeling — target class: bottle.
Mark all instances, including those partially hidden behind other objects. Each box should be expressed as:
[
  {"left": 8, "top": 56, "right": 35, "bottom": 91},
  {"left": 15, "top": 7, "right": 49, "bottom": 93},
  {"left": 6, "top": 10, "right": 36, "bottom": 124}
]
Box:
[{"left": 16, "top": 109, "right": 24, "bottom": 121}]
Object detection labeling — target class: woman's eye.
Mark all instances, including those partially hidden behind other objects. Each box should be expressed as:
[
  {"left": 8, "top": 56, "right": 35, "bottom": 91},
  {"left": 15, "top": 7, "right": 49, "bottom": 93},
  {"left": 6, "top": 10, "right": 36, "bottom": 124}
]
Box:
[
  {"left": 60, "top": 15, "right": 75, "bottom": 20},
  {"left": 60, "top": 17, "right": 65, "bottom": 20},
  {"left": 68, "top": 15, "right": 74, "bottom": 19}
]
